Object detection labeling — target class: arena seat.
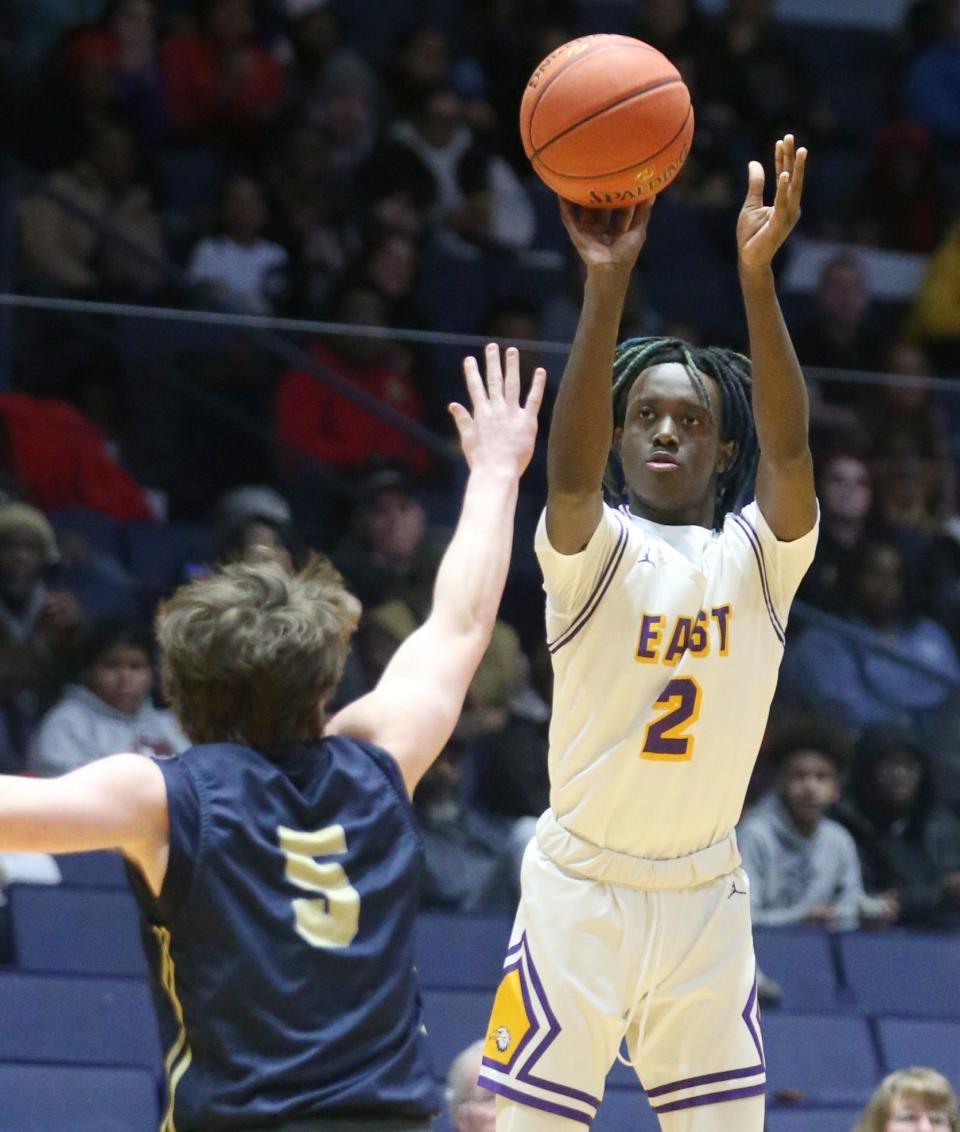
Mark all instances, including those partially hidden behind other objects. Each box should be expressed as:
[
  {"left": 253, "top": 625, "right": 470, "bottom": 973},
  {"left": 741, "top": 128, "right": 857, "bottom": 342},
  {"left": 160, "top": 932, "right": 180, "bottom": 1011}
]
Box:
[
  {"left": 414, "top": 914, "right": 511, "bottom": 991},
  {"left": 9, "top": 886, "right": 147, "bottom": 978},
  {"left": 0, "top": 1062, "right": 158, "bottom": 1132},
  {"left": 765, "top": 1107, "right": 862, "bottom": 1132},
  {"left": 48, "top": 507, "right": 122, "bottom": 561},
  {"left": 122, "top": 520, "right": 215, "bottom": 595},
  {"left": 876, "top": 1018, "right": 960, "bottom": 1083},
  {"left": 762, "top": 1012, "right": 879, "bottom": 1106},
  {"left": 0, "top": 971, "right": 161, "bottom": 1069},
  {"left": 752, "top": 927, "right": 841, "bottom": 1010},
  {"left": 54, "top": 851, "right": 129, "bottom": 889},
  {"left": 839, "top": 932, "right": 960, "bottom": 1018}
]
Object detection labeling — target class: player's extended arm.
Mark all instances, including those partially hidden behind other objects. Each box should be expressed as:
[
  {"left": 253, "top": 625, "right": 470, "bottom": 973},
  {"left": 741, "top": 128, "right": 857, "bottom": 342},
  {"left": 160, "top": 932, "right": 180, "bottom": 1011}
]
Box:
[
  {"left": 0, "top": 755, "right": 169, "bottom": 894},
  {"left": 737, "top": 134, "right": 817, "bottom": 542},
  {"left": 546, "top": 199, "right": 654, "bottom": 554},
  {"left": 327, "top": 345, "right": 545, "bottom": 795}
]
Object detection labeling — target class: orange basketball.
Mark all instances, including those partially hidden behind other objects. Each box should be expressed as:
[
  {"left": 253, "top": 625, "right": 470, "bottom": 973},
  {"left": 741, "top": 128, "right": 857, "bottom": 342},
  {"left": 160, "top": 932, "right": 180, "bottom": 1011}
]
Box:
[{"left": 519, "top": 34, "right": 694, "bottom": 207}]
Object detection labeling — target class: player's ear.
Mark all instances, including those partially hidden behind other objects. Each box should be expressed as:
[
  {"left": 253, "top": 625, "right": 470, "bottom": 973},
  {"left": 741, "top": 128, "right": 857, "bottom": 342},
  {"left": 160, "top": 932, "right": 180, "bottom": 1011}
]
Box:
[{"left": 717, "top": 439, "right": 736, "bottom": 475}]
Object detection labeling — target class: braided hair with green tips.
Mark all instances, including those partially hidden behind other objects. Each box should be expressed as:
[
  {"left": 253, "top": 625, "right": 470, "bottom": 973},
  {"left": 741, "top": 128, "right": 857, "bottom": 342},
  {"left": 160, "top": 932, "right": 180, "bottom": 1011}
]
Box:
[{"left": 604, "top": 337, "right": 759, "bottom": 529}]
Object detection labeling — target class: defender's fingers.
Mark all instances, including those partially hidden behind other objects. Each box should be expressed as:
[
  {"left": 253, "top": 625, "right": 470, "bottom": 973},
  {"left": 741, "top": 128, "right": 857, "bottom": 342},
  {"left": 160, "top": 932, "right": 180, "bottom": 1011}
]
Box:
[
  {"left": 485, "top": 342, "right": 505, "bottom": 401},
  {"left": 503, "top": 347, "right": 522, "bottom": 403},
  {"left": 744, "top": 160, "right": 766, "bottom": 207},
  {"left": 447, "top": 401, "right": 472, "bottom": 437},
  {"left": 524, "top": 367, "right": 547, "bottom": 416},
  {"left": 775, "top": 138, "right": 785, "bottom": 181},
  {"left": 462, "top": 354, "right": 486, "bottom": 408},
  {"left": 790, "top": 146, "right": 808, "bottom": 205}
]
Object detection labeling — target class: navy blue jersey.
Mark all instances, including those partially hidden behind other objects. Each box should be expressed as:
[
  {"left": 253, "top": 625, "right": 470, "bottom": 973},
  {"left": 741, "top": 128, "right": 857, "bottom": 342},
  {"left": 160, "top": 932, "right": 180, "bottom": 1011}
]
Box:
[{"left": 127, "top": 737, "right": 440, "bottom": 1131}]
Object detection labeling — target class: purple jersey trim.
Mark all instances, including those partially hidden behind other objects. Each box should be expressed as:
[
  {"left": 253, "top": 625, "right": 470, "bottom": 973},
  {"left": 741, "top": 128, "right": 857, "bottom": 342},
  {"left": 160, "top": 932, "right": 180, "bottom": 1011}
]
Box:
[
  {"left": 652, "top": 1081, "right": 766, "bottom": 1113},
  {"left": 729, "top": 515, "right": 785, "bottom": 646},
  {"left": 477, "top": 1076, "right": 595, "bottom": 1125},
  {"left": 547, "top": 515, "right": 628, "bottom": 654},
  {"left": 645, "top": 1063, "right": 766, "bottom": 1098}
]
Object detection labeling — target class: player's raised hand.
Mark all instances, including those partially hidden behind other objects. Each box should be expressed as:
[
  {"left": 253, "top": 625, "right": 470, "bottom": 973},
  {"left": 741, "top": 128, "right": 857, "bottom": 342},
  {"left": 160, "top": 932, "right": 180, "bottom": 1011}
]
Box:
[
  {"left": 737, "top": 134, "right": 806, "bottom": 272},
  {"left": 559, "top": 196, "right": 654, "bottom": 274},
  {"left": 449, "top": 344, "right": 546, "bottom": 477}
]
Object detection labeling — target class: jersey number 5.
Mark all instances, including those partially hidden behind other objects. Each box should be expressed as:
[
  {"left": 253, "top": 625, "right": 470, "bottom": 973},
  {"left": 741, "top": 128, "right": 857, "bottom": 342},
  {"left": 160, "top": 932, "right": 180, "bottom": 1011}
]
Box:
[
  {"left": 640, "top": 676, "right": 702, "bottom": 761},
  {"left": 278, "top": 824, "right": 360, "bottom": 949}
]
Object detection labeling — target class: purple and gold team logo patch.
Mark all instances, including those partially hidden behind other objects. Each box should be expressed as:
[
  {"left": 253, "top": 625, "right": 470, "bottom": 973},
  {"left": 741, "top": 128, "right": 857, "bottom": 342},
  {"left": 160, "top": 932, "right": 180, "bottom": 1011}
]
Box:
[{"left": 483, "top": 967, "right": 532, "bottom": 1066}]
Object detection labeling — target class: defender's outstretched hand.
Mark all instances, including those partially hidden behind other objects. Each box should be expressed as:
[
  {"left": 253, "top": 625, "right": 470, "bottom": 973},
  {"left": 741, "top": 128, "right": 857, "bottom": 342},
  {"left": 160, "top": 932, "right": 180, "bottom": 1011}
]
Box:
[
  {"left": 449, "top": 344, "right": 546, "bottom": 476},
  {"left": 559, "top": 197, "right": 654, "bottom": 273},
  {"left": 737, "top": 134, "right": 806, "bottom": 271}
]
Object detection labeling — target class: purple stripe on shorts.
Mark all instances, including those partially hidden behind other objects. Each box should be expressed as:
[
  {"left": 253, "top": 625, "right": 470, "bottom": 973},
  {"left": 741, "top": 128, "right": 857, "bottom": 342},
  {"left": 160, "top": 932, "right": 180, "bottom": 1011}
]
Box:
[
  {"left": 742, "top": 976, "right": 765, "bottom": 1067},
  {"left": 730, "top": 515, "right": 785, "bottom": 645},
  {"left": 547, "top": 517, "right": 628, "bottom": 654},
  {"left": 645, "top": 1063, "right": 766, "bottom": 1099},
  {"left": 477, "top": 1076, "right": 596, "bottom": 1125},
  {"left": 651, "top": 1081, "right": 766, "bottom": 1114}
]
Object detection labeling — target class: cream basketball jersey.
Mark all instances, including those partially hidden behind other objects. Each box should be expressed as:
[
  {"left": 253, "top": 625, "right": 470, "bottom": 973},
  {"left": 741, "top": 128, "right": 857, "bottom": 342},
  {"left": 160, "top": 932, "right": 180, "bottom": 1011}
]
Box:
[{"left": 536, "top": 500, "right": 818, "bottom": 861}]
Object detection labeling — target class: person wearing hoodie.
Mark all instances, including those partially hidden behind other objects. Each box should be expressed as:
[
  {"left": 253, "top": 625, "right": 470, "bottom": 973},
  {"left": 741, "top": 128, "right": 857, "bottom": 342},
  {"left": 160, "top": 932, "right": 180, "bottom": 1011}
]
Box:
[
  {"left": 834, "top": 722, "right": 960, "bottom": 928},
  {"left": 738, "top": 717, "right": 894, "bottom": 931},
  {"left": 27, "top": 619, "right": 187, "bottom": 776}
]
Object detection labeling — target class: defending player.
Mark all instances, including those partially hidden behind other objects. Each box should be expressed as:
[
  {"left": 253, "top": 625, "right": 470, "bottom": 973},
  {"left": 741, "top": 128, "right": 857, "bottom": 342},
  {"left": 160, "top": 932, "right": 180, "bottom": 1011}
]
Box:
[
  {"left": 479, "top": 136, "right": 816, "bottom": 1132},
  {"left": 0, "top": 346, "right": 544, "bottom": 1132}
]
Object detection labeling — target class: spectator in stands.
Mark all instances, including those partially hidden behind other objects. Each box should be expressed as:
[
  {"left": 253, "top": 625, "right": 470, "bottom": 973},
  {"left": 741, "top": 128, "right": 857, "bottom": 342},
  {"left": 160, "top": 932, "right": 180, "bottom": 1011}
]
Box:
[
  {"left": 906, "top": 211, "right": 960, "bottom": 372},
  {"left": 835, "top": 724, "right": 960, "bottom": 928},
  {"left": 779, "top": 537, "right": 960, "bottom": 735},
  {"left": 333, "top": 465, "right": 444, "bottom": 620},
  {"left": 28, "top": 619, "right": 188, "bottom": 776},
  {"left": 0, "top": 392, "right": 153, "bottom": 520},
  {"left": 737, "top": 716, "right": 895, "bottom": 931},
  {"left": 0, "top": 505, "right": 86, "bottom": 771},
  {"left": 216, "top": 511, "right": 298, "bottom": 574},
  {"left": 447, "top": 1041, "right": 496, "bottom": 1132},
  {"left": 903, "top": 0, "right": 960, "bottom": 155},
  {"left": 275, "top": 283, "right": 431, "bottom": 476},
  {"left": 363, "top": 85, "right": 535, "bottom": 257},
  {"left": 854, "top": 1067, "right": 959, "bottom": 1132},
  {"left": 348, "top": 228, "right": 422, "bottom": 330},
  {"left": 186, "top": 174, "right": 288, "bottom": 314},
  {"left": 384, "top": 23, "right": 451, "bottom": 122},
  {"left": 17, "top": 114, "right": 165, "bottom": 298},
  {"left": 158, "top": 0, "right": 285, "bottom": 150}
]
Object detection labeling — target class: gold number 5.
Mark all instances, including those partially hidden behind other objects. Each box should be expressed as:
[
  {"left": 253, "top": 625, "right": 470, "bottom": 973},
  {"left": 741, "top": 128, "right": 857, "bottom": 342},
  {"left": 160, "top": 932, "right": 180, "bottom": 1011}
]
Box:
[{"left": 278, "top": 824, "right": 361, "bottom": 949}]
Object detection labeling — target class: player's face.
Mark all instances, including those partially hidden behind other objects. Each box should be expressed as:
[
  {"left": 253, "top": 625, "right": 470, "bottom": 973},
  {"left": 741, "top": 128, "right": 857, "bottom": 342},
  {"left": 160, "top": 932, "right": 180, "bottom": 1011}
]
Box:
[
  {"left": 86, "top": 644, "right": 154, "bottom": 716},
  {"left": 617, "top": 364, "right": 733, "bottom": 525},
  {"left": 779, "top": 750, "right": 839, "bottom": 830}
]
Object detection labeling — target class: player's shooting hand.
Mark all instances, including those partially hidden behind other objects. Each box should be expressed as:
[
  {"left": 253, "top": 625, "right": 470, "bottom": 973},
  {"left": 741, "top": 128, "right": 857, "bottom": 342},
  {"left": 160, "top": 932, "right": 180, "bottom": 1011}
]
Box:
[
  {"left": 737, "top": 134, "right": 806, "bottom": 272},
  {"left": 449, "top": 344, "right": 546, "bottom": 478},
  {"left": 559, "top": 197, "right": 654, "bottom": 276}
]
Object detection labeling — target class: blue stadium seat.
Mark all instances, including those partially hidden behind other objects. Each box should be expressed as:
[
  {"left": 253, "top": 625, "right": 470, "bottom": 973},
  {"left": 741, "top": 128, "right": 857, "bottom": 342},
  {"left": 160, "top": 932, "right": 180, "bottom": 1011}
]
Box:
[
  {"left": 54, "top": 851, "right": 129, "bottom": 888},
  {"left": 752, "top": 927, "right": 840, "bottom": 1011},
  {"left": 123, "top": 520, "right": 215, "bottom": 595},
  {"left": 765, "top": 1107, "right": 862, "bottom": 1132},
  {"left": 9, "top": 887, "right": 147, "bottom": 978},
  {"left": 876, "top": 1018, "right": 960, "bottom": 1083},
  {"left": 421, "top": 989, "right": 494, "bottom": 1081},
  {"left": 415, "top": 914, "right": 511, "bottom": 991},
  {"left": 48, "top": 508, "right": 122, "bottom": 561},
  {"left": 0, "top": 972, "right": 161, "bottom": 1069},
  {"left": 0, "top": 1063, "right": 158, "bottom": 1132},
  {"left": 762, "top": 1013, "right": 879, "bottom": 1106},
  {"left": 594, "top": 1087, "right": 658, "bottom": 1131},
  {"left": 839, "top": 933, "right": 960, "bottom": 1019}
]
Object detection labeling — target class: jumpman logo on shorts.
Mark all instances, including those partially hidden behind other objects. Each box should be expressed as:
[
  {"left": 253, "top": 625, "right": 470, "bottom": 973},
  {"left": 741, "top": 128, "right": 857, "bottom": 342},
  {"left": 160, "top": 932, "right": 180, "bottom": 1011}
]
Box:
[
  {"left": 728, "top": 880, "right": 747, "bottom": 899},
  {"left": 637, "top": 549, "right": 655, "bottom": 567}
]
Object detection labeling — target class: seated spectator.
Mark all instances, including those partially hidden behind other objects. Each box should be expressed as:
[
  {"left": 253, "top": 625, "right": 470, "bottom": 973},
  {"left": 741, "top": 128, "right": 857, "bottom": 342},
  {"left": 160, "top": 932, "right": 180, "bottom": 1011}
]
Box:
[
  {"left": 28, "top": 619, "right": 188, "bottom": 777},
  {"left": 158, "top": 0, "right": 285, "bottom": 150},
  {"left": 0, "top": 392, "right": 153, "bottom": 520},
  {"left": 363, "top": 85, "right": 535, "bottom": 257},
  {"left": 384, "top": 22, "right": 451, "bottom": 122},
  {"left": 447, "top": 1040, "right": 496, "bottom": 1132},
  {"left": 332, "top": 465, "right": 444, "bottom": 618},
  {"left": 903, "top": 0, "right": 960, "bottom": 156},
  {"left": 835, "top": 724, "right": 960, "bottom": 928},
  {"left": 275, "top": 284, "right": 431, "bottom": 476},
  {"left": 187, "top": 174, "right": 288, "bottom": 314},
  {"left": 853, "top": 1068, "right": 958, "bottom": 1132},
  {"left": 906, "top": 213, "right": 960, "bottom": 370},
  {"left": 17, "top": 114, "right": 165, "bottom": 298},
  {"left": 347, "top": 228, "right": 422, "bottom": 330},
  {"left": 780, "top": 537, "right": 960, "bottom": 735},
  {"left": 738, "top": 717, "right": 894, "bottom": 931},
  {"left": 0, "top": 505, "right": 86, "bottom": 771}
]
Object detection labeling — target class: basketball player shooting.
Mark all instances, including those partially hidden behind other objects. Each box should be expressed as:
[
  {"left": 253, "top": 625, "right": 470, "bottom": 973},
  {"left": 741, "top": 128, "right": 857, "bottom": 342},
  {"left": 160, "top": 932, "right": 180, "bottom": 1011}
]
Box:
[{"left": 479, "top": 136, "right": 817, "bottom": 1132}]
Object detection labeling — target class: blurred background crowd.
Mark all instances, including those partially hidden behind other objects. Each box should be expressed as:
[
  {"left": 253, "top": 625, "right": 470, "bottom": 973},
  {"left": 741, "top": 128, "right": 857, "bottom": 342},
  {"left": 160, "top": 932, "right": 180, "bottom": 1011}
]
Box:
[{"left": 1, "top": 0, "right": 960, "bottom": 933}]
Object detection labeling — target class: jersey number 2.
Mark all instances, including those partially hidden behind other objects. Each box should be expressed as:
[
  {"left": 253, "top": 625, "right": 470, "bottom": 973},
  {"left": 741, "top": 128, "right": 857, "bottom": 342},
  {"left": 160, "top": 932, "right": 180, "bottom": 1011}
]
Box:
[
  {"left": 640, "top": 677, "right": 702, "bottom": 761},
  {"left": 278, "top": 824, "right": 360, "bottom": 949}
]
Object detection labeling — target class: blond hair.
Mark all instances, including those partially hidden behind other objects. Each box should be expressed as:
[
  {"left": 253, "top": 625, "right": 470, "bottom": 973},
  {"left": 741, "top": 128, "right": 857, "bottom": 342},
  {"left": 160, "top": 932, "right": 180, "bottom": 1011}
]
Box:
[
  {"left": 156, "top": 555, "right": 360, "bottom": 750},
  {"left": 854, "top": 1068, "right": 959, "bottom": 1132}
]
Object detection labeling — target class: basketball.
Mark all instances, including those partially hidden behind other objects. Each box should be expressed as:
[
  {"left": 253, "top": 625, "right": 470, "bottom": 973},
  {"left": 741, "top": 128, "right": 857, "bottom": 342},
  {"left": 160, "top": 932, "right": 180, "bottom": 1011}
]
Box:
[{"left": 519, "top": 34, "right": 694, "bottom": 207}]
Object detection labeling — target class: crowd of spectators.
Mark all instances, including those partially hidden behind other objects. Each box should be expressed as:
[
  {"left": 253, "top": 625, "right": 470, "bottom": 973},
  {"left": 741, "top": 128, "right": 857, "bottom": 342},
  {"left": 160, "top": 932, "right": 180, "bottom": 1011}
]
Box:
[{"left": 2, "top": 0, "right": 960, "bottom": 943}]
